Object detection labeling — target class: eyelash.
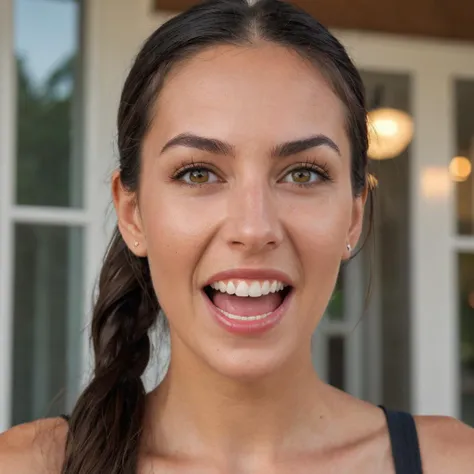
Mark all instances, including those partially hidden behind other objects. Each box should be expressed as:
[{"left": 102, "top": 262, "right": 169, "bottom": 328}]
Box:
[{"left": 169, "top": 159, "right": 332, "bottom": 187}]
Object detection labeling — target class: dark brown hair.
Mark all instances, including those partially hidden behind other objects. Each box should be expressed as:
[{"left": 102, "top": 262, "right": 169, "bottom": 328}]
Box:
[{"left": 61, "top": 1, "right": 369, "bottom": 472}]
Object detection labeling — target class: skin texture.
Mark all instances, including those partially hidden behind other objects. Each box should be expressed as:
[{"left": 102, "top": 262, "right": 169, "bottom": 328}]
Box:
[{"left": 1, "top": 43, "right": 473, "bottom": 473}]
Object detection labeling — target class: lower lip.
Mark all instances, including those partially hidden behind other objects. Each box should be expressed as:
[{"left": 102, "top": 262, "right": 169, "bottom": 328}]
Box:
[{"left": 203, "top": 290, "right": 293, "bottom": 335}]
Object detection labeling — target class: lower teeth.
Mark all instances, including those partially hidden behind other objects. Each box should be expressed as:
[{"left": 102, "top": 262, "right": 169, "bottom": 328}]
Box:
[{"left": 217, "top": 308, "right": 272, "bottom": 321}]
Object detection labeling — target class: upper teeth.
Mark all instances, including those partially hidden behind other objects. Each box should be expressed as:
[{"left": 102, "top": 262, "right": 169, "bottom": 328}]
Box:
[{"left": 209, "top": 280, "right": 288, "bottom": 297}]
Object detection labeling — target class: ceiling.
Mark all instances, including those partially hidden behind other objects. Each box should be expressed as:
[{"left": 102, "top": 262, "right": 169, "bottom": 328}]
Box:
[{"left": 154, "top": 0, "right": 474, "bottom": 42}]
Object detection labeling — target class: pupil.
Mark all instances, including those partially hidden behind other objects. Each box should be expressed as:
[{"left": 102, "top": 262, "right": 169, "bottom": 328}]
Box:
[{"left": 190, "top": 169, "right": 208, "bottom": 183}]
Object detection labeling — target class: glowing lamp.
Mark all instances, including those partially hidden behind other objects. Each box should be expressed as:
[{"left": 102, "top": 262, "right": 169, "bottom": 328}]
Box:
[
  {"left": 449, "top": 156, "right": 472, "bottom": 182},
  {"left": 368, "top": 108, "right": 414, "bottom": 160}
]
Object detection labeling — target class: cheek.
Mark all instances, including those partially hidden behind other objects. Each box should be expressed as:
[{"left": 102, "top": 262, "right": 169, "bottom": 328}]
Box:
[
  {"left": 139, "top": 188, "right": 225, "bottom": 303},
  {"left": 282, "top": 189, "right": 351, "bottom": 316},
  {"left": 283, "top": 188, "right": 352, "bottom": 258}
]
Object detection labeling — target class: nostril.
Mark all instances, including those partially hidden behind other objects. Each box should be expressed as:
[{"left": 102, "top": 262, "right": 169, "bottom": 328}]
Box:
[
  {"left": 230, "top": 240, "right": 277, "bottom": 249},
  {"left": 230, "top": 240, "right": 278, "bottom": 250}
]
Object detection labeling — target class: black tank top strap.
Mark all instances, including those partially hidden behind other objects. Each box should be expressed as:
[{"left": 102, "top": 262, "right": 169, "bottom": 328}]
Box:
[
  {"left": 380, "top": 406, "right": 423, "bottom": 474},
  {"left": 59, "top": 414, "right": 70, "bottom": 423}
]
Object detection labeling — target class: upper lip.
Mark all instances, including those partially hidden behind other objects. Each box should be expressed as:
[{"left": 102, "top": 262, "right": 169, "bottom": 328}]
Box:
[{"left": 202, "top": 268, "right": 294, "bottom": 288}]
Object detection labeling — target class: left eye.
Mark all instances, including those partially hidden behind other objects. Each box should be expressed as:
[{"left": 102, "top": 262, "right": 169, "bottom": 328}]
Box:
[{"left": 281, "top": 168, "right": 321, "bottom": 185}]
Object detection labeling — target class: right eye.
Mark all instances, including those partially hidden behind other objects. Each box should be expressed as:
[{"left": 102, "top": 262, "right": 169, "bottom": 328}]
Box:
[{"left": 174, "top": 166, "right": 220, "bottom": 185}]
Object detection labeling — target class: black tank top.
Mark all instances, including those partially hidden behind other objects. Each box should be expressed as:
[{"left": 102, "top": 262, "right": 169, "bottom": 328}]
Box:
[
  {"left": 380, "top": 406, "right": 423, "bottom": 473},
  {"left": 60, "top": 407, "right": 423, "bottom": 473}
]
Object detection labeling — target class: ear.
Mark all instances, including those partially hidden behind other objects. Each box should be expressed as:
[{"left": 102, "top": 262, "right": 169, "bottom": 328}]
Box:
[
  {"left": 112, "top": 170, "right": 147, "bottom": 257},
  {"left": 344, "top": 185, "right": 369, "bottom": 260}
]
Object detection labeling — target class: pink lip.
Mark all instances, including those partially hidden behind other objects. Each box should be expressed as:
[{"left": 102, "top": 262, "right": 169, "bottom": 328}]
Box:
[
  {"left": 203, "top": 268, "right": 294, "bottom": 287},
  {"left": 202, "top": 286, "right": 293, "bottom": 336}
]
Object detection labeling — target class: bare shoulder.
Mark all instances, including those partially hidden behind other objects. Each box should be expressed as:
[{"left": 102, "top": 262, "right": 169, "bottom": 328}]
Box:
[
  {"left": 0, "top": 418, "right": 68, "bottom": 474},
  {"left": 415, "top": 415, "right": 474, "bottom": 473}
]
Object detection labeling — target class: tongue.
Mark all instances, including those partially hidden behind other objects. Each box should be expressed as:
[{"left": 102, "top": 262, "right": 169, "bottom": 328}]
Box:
[{"left": 212, "top": 292, "right": 283, "bottom": 316}]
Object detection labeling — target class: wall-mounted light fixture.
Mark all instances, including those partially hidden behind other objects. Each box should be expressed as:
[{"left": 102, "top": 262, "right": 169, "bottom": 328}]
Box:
[{"left": 367, "top": 86, "right": 414, "bottom": 160}]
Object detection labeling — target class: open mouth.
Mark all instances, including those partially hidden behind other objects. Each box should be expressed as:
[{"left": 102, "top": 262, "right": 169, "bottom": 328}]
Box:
[{"left": 203, "top": 280, "right": 293, "bottom": 322}]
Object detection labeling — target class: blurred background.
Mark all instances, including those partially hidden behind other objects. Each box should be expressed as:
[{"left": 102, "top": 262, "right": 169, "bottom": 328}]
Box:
[{"left": 0, "top": 0, "right": 474, "bottom": 432}]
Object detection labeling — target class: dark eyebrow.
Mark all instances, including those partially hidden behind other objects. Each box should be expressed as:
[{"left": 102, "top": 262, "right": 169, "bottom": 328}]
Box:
[
  {"left": 271, "top": 135, "right": 341, "bottom": 158},
  {"left": 161, "top": 133, "right": 234, "bottom": 156},
  {"left": 160, "top": 132, "right": 340, "bottom": 157}
]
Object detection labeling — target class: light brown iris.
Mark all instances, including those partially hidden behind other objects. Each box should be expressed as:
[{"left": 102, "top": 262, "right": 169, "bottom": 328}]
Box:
[
  {"left": 291, "top": 169, "right": 311, "bottom": 183},
  {"left": 189, "top": 169, "right": 209, "bottom": 184}
]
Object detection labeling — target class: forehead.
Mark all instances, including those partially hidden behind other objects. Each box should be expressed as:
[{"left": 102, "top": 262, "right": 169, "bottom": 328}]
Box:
[{"left": 150, "top": 43, "right": 348, "bottom": 152}]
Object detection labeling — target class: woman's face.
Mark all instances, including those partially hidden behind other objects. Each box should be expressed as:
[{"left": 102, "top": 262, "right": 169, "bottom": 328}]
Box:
[{"left": 115, "top": 43, "right": 365, "bottom": 379}]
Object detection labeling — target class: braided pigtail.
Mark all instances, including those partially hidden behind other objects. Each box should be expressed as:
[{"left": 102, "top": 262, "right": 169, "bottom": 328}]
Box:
[{"left": 62, "top": 229, "right": 159, "bottom": 473}]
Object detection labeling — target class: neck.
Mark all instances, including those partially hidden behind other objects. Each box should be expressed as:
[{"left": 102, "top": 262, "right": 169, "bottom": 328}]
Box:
[{"left": 145, "top": 337, "right": 331, "bottom": 463}]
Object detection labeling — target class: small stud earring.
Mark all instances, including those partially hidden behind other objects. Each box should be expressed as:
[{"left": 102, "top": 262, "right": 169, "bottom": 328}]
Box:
[
  {"left": 346, "top": 243, "right": 352, "bottom": 253},
  {"left": 134, "top": 241, "right": 139, "bottom": 248}
]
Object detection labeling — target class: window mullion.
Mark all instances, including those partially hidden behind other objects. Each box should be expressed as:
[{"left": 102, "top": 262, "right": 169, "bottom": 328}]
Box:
[{"left": 0, "top": 0, "right": 16, "bottom": 431}]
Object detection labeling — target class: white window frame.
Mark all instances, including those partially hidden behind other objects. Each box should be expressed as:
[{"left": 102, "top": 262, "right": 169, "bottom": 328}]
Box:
[
  {"left": 0, "top": 0, "right": 97, "bottom": 431},
  {"left": 337, "top": 31, "right": 474, "bottom": 416},
  {"left": 0, "top": 0, "right": 16, "bottom": 433}
]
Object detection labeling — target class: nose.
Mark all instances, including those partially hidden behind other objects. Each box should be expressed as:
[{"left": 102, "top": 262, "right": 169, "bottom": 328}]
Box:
[{"left": 223, "top": 180, "right": 283, "bottom": 254}]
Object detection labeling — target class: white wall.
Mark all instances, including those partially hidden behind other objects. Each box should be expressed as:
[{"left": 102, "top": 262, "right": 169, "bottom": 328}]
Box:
[{"left": 81, "top": 0, "right": 173, "bottom": 384}]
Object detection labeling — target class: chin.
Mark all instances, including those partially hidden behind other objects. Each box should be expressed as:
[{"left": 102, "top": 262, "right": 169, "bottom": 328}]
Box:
[{"left": 198, "top": 339, "right": 299, "bottom": 382}]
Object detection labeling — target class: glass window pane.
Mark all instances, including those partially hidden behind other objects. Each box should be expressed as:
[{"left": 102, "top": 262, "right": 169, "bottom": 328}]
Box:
[
  {"left": 14, "top": 0, "right": 82, "bottom": 207},
  {"left": 459, "top": 253, "right": 474, "bottom": 427},
  {"left": 454, "top": 80, "right": 474, "bottom": 235},
  {"left": 326, "top": 273, "right": 344, "bottom": 321},
  {"left": 361, "top": 70, "right": 412, "bottom": 411},
  {"left": 328, "top": 336, "right": 345, "bottom": 390},
  {"left": 11, "top": 224, "right": 83, "bottom": 425}
]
